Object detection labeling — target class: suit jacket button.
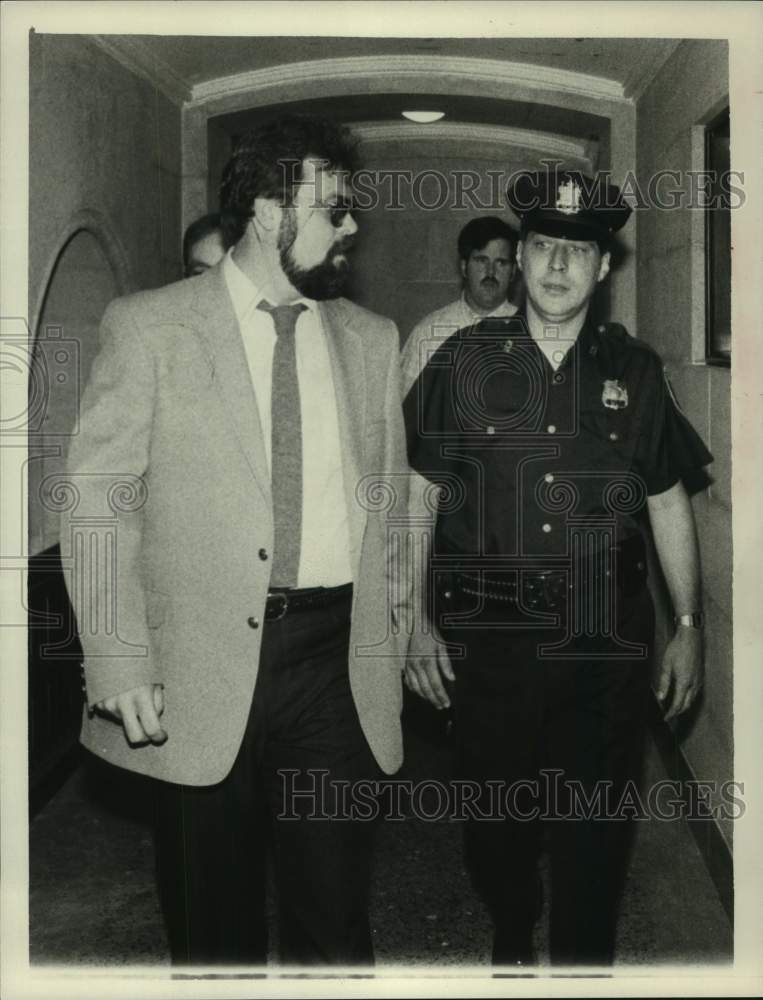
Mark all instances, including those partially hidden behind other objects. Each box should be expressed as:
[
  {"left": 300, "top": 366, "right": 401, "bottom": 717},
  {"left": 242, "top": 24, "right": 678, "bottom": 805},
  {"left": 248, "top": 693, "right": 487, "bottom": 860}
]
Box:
[
  {"left": 258, "top": 548, "right": 268, "bottom": 560},
  {"left": 247, "top": 616, "right": 259, "bottom": 629}
]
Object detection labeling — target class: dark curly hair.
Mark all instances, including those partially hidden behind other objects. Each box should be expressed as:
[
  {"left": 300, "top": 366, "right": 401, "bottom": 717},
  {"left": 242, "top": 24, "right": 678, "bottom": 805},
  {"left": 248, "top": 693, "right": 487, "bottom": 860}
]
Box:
[
  {"left": 457, "top": 216, "right": 517, "bottom": 262},
  {"left": 219, "top": 113, "right": 360, "bottom": 246}
]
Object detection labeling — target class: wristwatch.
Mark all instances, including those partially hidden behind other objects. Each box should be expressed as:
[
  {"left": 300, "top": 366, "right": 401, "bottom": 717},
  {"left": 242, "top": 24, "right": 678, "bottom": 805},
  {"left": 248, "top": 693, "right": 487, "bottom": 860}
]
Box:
[{"left": 674, "top": 612, "right": 705, "bottom": 629}]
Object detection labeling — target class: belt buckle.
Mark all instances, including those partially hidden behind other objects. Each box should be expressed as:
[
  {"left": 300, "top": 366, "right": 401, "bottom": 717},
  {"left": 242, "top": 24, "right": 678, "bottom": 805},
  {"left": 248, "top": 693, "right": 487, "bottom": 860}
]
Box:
[
  {"left": 521, "top": 571, "right": 564, "bottom": 612},
  {"left": 267, "top": 591, "right": 289, "bottom": 621},
  {"left": 522, "top": 574, "right": 541, "bottom": 609},
  {"left": 542, "top": 571, "right": 566, "bottom": 610}
]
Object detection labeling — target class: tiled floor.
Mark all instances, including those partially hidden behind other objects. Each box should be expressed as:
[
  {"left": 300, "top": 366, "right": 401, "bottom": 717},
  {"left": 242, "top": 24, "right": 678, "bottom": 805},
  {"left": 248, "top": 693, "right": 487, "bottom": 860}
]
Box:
[{"left": 29, "top": 696, "right": 732, "bottom": 971}]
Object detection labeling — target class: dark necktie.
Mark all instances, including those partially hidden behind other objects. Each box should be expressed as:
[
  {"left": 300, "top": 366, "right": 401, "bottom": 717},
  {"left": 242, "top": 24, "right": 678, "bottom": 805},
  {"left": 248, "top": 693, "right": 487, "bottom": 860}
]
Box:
[{"left": 257, "top": 300, "right": 307, "bottom": 588}]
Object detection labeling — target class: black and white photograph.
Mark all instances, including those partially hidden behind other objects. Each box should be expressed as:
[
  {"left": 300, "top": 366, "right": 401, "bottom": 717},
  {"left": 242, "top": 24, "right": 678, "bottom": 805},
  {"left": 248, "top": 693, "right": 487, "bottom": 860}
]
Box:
[{"left": 1, "top": 2, "right": 761, "bottom": 996}]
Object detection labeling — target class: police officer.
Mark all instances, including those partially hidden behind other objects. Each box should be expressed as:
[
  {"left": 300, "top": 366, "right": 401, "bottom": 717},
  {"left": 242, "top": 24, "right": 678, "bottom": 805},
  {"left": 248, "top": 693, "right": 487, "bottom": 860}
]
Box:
[{"left": 403, "top": 169, "right": 712, "bottom": 967}]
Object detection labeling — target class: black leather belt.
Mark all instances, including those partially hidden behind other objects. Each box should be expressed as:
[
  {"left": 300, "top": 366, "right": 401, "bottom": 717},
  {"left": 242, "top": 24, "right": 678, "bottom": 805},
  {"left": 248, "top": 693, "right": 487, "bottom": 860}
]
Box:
[
  {"left": 453, "top": 569, "right": 570, "bottom": 613},
  {"left": 265, "top": 583, "right": 353, "bottom": 621},
  {"left": 444, "top": 540, "right": 647, "bottom": 616}
]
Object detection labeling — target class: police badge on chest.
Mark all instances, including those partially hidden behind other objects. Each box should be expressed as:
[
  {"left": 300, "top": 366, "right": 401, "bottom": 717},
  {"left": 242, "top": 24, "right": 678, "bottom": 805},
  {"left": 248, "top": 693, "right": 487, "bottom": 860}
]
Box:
[{"left": 602, "top": 379, "right": 628, "bottom": 410}]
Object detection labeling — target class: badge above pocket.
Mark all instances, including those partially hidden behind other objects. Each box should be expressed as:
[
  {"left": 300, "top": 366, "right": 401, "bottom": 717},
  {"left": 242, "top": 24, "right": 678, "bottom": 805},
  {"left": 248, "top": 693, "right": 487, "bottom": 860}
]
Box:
[{"left": 601, "top": 379, "right": 628, "bottom": 410}]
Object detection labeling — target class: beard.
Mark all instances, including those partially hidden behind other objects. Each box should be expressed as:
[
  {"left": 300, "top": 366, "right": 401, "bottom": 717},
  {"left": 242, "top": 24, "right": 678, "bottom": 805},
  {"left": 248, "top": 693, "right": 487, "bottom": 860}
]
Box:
[{"left": 278, "top": 208, "right": 353, "bottom": 301}]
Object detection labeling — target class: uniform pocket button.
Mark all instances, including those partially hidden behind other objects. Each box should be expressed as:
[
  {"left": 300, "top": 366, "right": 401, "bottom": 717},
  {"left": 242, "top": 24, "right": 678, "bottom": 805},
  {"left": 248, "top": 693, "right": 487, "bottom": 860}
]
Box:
[{"left": 247, "top": 616, "right": 259, "bottom": 629}]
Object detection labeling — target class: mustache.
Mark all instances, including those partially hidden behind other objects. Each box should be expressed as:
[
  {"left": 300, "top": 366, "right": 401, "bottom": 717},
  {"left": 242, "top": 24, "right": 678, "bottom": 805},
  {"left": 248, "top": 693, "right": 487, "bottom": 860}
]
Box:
[{"left": 332, "top": 237, "right": 356, "bottom": 255}]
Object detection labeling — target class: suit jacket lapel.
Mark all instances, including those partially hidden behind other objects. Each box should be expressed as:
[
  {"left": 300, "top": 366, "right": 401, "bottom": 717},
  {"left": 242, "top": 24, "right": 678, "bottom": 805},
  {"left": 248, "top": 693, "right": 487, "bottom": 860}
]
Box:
[
  {"left": 319, "top": 299, "right": 367, "bottom": 572},
  {"left": 189, "top": 265, "right": 271, "bottom": 505}
]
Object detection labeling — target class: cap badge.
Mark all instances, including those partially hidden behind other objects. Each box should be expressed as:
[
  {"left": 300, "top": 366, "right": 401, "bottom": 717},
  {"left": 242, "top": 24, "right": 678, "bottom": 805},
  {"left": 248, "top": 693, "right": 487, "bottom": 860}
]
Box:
[
  {"left": 503, "top": 338, "right": 513, "bottom": 353},
  {"left": 556, "top": 177, "right": 583, "bottom": 216},
  {"left": 602, "top": 379, "right": 628, "bottom": 410}
]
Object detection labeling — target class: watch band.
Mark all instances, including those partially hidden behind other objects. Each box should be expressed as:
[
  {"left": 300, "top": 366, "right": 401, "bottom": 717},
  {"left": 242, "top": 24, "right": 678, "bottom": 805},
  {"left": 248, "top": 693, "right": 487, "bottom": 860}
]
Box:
[{"left": 674, "top": 612, "right": 705, "bottom": 629}]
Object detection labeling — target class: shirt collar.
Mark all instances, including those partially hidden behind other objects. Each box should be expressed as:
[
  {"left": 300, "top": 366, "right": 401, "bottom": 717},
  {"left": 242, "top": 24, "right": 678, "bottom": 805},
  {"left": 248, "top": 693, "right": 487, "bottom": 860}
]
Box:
[
  {"left": 222, "top": 248, "right": 318, "bottom": 325},
  {"left": 461, "top": 292, "right": 514, "bottom": 322}
]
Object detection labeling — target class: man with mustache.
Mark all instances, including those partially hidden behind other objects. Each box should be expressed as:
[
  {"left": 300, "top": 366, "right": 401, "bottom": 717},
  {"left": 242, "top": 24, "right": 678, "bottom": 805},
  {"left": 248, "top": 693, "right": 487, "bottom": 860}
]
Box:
[
  {"left": 404, "top": 169, "right": 712, "bottom": 967},
  {"left": 401, "top": 216, "right": 517, "bottom": 395},
  {"left": 62, "top": 114, "right": 410, "bottom": 966}
]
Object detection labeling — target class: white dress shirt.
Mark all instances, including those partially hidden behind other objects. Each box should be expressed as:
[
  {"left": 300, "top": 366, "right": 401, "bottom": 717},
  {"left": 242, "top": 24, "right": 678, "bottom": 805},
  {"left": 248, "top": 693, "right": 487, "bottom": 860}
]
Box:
[
  {"left": 401, "top": 293, "right": 518, "bottom": 395},
  {"left": 223, "top": 251, "right": 353, "bottom": 587}
]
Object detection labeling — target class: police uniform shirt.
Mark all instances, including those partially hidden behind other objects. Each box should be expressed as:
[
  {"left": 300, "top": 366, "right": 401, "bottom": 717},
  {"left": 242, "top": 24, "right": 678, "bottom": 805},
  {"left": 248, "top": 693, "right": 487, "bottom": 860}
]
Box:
[{"left": 404, "top": 314, "right": 713, "bottom": 561}]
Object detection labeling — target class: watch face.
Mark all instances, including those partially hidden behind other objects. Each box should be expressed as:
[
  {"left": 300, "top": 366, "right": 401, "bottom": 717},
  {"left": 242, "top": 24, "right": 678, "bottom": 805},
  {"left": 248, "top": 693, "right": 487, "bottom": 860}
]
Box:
[{"left": 676, "top": 613, "right": 704, "bottom": 628}]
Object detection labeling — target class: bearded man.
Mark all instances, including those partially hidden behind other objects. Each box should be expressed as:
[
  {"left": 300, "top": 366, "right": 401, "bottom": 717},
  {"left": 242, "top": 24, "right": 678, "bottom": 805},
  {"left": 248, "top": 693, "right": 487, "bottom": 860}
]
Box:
[{"left": 62, "top": 114, "right": 410, "bottom": 967}]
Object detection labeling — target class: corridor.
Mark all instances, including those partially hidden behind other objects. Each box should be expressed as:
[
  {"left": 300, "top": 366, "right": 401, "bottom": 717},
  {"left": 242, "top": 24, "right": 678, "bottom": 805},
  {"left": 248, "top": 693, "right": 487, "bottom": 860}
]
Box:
[
  {"left": 21, "top": 24, "right": 738, "bottom": 981},
  {"left": 29, "top": 698, "right": 732, "bottom": 972}
]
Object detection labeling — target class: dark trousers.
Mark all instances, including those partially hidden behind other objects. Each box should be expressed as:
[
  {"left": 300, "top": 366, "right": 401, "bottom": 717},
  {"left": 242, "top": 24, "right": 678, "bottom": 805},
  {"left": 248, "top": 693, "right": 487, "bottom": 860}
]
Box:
[
  {"left": 152, "top": 591, "right": 381, "bottom": 966},
  {"left": 437, "top": 579, "right": 654, "bottom": 966}
]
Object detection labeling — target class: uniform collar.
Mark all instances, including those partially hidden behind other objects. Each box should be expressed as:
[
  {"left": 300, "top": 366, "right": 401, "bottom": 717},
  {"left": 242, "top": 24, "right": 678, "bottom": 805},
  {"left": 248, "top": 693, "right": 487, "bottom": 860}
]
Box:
[
  {"left": 502, "top": 309, "right": 603, "bottom": 373},
  {"left": 509, "top": 307, "right": 598, "bottom": 347},
  {"left": 576, "top": 317, "right": 600, "bottom": 359}
]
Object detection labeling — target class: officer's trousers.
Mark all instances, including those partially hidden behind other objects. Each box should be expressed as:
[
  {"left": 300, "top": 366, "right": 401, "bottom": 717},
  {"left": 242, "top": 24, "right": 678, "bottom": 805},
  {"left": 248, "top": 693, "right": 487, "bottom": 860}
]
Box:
[{"left": 435, "top": 578, "right": 654, "bottom": 966}]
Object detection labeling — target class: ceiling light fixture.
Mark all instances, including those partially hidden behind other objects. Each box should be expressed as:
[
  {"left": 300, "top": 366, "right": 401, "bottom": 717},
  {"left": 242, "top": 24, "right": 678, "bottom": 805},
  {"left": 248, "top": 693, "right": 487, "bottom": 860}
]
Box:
[{"left": 401, "top": 110, "right": 445, "bottom": 124}]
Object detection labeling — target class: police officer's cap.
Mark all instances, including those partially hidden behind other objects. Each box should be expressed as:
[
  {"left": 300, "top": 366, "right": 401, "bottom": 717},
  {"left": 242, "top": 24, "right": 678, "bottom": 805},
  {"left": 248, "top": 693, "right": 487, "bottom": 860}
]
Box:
[{"left": 506, "top": 169, "right": 632, "bottom": 243}]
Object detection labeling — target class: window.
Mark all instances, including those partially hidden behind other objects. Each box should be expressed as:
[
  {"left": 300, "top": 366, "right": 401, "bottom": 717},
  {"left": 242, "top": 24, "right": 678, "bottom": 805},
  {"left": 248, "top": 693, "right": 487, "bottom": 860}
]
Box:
[{"left": 705, "top": 108, "right": 731, "bottom": 364}]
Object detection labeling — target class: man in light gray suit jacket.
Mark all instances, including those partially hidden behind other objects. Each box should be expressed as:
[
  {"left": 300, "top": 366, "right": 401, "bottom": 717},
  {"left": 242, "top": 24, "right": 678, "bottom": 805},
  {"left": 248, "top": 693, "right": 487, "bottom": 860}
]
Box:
[{"left": 62, "top": 115, "right": 410, "bottom": 967}]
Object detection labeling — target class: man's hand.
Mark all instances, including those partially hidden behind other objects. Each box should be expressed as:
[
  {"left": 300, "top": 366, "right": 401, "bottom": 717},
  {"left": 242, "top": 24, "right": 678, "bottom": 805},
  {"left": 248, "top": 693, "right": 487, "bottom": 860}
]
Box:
[
  {"left": 94, "top": 683, "right": 168, "bottom": 745},
  {"left": 655, "top": 627, "right": 704, "bottom": 722},
  {"left": 404, "top": 629, "right": 455, "bottom": 710}
]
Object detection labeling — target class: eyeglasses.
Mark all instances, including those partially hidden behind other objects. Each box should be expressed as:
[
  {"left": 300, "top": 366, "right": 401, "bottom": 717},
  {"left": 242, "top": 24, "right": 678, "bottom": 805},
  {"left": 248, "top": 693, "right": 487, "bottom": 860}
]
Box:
[{"left": 314, "top": 199, "right": 356, "bottom": 229}]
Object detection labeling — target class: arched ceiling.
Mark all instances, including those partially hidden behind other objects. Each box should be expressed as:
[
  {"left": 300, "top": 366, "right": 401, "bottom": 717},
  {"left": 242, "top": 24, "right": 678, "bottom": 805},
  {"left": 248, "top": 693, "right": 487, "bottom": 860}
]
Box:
[
  {"left": 213, "top": 91, "right": 609, "bottom": 135},
  {"left": 93, "top": 35, "right": 680, "bottom": 176},
  {"left": 96, "top": 35, "right": 681, "bottom": 103},
  {"left": 211, "top": 91, "right": 609, "bottom": 170}
]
